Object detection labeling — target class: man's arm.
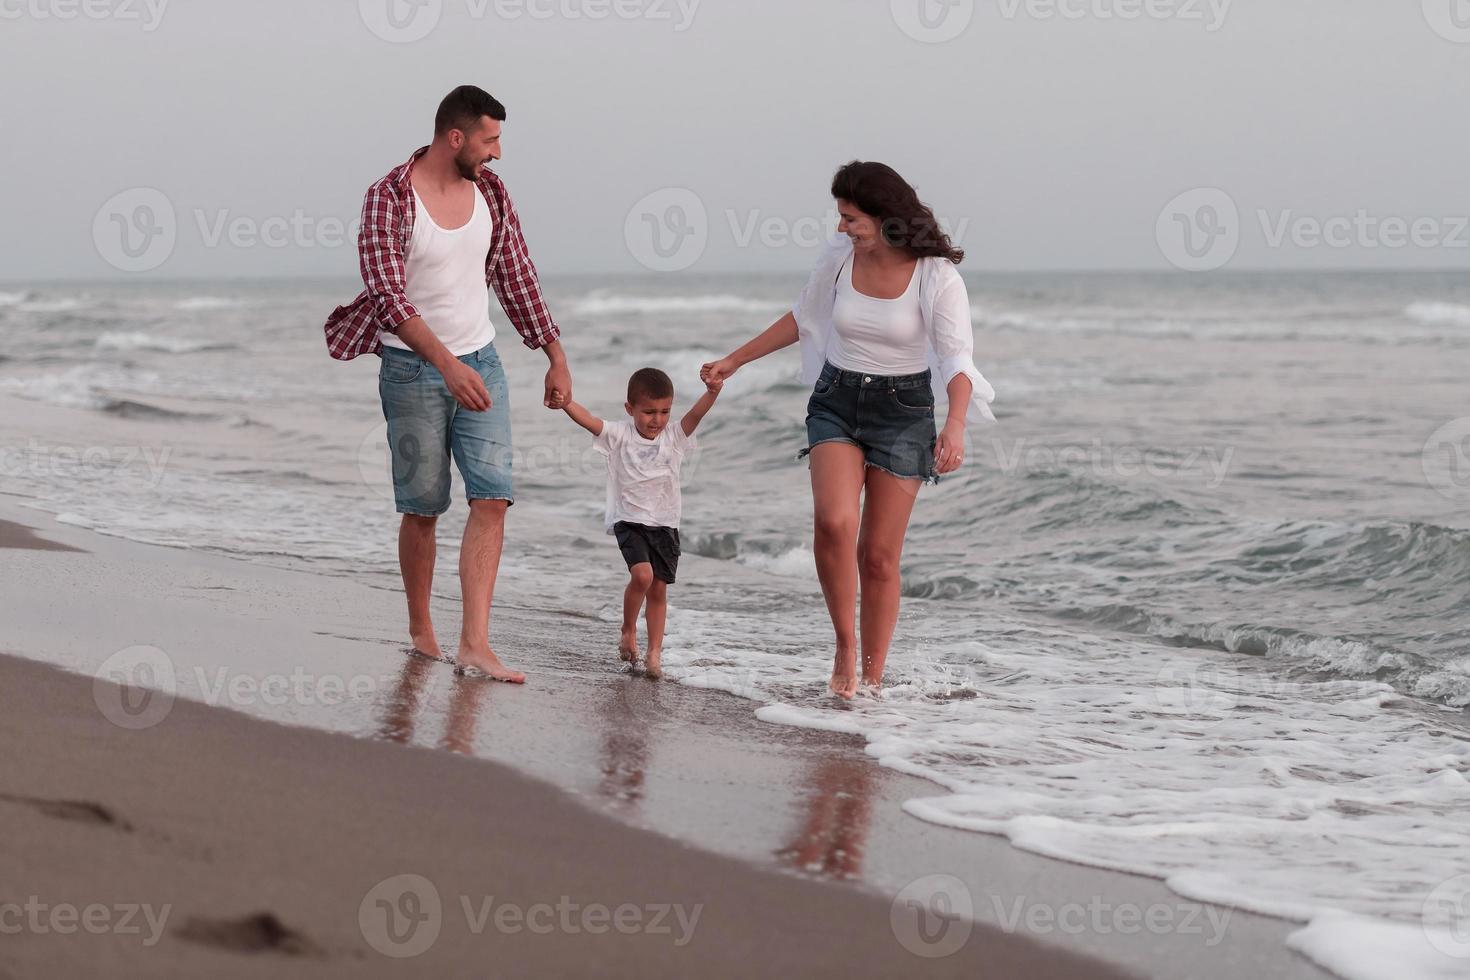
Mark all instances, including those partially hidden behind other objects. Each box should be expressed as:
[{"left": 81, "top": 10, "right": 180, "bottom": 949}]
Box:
[
  {"left": 487, "top": 181, "right": 571, "bottom": 407},
  {"left": 680, "top": 379, "right": 722, "bottom": 437}
]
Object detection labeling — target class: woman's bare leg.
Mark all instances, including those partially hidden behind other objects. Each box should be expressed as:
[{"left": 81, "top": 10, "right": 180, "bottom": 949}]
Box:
[
  {"left": 809, "top": 442, "right": 867, "bottom": 698},
  {"left": 857, "top": 467, "right": 921, "bottom": 687}
]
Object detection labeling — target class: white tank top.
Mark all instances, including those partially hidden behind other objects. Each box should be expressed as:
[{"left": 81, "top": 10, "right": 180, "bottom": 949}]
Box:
[
  {"left": 827, "top": 255, "right": 928, "bottom": 375},
  {"left": 380, "top": 186, "right": 496, "bottom": 356}
]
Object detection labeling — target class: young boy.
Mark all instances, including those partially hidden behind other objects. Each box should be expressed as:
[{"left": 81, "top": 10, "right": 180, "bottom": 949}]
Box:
[{"left": 551, "top": 367, "right": 721, "bottom": 678}]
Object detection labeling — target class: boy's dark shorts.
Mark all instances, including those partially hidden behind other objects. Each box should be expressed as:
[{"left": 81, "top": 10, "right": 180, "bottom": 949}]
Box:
[{"left": 613, "top": 521, "right": 681, "bottom": 584}]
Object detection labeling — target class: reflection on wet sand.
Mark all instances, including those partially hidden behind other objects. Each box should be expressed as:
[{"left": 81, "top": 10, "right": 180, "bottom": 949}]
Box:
[
  {"left": 594, "top": 678, "right": 653, "bottom": 813},
  {"left": 375, "top": 652, "right": 491, "bottom": 755},
  {"left": 779, "top": 754, "right": 875, "bottom": 880}
]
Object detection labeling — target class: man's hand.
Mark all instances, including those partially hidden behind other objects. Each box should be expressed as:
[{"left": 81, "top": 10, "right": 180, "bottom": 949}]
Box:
[
  {"left": 443, "top": 359, "right": 491, "bottom": 412},
  {"left": 544, "top": 360, "right": 572, "bottom": 409}
]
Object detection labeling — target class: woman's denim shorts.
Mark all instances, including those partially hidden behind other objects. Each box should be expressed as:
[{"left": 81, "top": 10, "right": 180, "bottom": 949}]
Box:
[
  {"left": 799, "top": 361, "right": 938, "bottom": 484},
  {"left": 378, "top": 340, "right": 514, "bottom": 516}
]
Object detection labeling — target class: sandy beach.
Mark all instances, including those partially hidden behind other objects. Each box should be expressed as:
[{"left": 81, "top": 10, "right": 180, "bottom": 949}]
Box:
[{"left": 0, "top": 497, "right": 1338, "bottom": 978}]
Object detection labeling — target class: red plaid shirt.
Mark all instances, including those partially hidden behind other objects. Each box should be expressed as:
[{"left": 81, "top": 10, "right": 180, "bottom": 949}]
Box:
[{"left": 323, "top": 146, "right": 560, "bottom": 360}]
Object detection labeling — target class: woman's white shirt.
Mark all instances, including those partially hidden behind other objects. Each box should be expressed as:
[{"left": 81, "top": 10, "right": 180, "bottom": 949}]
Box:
[{"left": 792, "top": 236, "right": 997, "bottom": 425}]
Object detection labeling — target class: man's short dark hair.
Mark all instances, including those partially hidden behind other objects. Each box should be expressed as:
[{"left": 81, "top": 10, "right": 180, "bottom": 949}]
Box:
[
  {"left": 627, "top": 367, "right": 674, "bottom": 404},
  {"left": 435, "top": 85, "right": 506, "bottom": 137}
]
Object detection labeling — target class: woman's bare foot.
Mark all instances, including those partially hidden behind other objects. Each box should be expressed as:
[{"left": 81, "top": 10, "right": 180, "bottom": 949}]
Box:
[
  {"left": 645, "top": 648, "right": 662, "bottom": 680},
  {"left": 829, "top": 647, "right": 858, "bottom": 699},
  {"left": 455, "top": 643, "right": 525, "bottom": 684},
  {"left": 410, "top": 625, "right": 443, "bottom": 661},
  {"left": 618, "top": 628, "right": 640, "bottom": 665}
]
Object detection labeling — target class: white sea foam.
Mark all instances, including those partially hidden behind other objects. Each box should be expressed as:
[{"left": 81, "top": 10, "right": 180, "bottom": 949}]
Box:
[
  {"left": 17, "top": 297, "right": 88, "bottom": 313},
  {"left": 572, "top": 293, "right": 788, "bottom": 317},
  {"left": 1286, "top": 911, "right": 1468, "bottom": 980},
  {"left": 95, "top": 332, "right": 225, "bottom": 354},
  {"left": 657, "top": 604, "right": 1470, "bottom": 972},
  {"left": 173, "top": 296, "right": 243, "bottom": 311},
  {"left": 0, "top": 290, "right": 28, "bottom": 307},
  {"left": 1405, "top": 300, "right": 1470, "bottom": 329}
]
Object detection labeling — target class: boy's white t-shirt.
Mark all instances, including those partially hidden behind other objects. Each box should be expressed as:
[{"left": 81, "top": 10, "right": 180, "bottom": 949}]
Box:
[{"left": 592, "top": 419, "right": 696, "bottom": 532}]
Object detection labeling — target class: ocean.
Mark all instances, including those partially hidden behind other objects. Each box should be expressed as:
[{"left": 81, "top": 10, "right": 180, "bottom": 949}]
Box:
[{"left": 1, "top": 270, "right": 1467, "bottom": 954}]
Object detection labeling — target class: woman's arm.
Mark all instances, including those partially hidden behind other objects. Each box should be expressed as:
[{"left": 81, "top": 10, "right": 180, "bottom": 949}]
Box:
[{"left": 700, "top": 311, "right": 799, "bottom": 383}]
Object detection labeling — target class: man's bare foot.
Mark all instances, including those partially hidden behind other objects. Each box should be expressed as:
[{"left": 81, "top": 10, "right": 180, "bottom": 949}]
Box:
[
  {"left": 645, "top": 649, "right": 662, "bottom": 680},
  {"left": 455, "top": 644, "right": 526, "bottom": 684},
  {"left": 618, "top": 628, "right": 640, "bottom": 665},
  {"left": 829, "top": 648, "right": 858, "bottom": 700},
  {"left": 410, "top": 626, "right": 443, "bottom": 661}
]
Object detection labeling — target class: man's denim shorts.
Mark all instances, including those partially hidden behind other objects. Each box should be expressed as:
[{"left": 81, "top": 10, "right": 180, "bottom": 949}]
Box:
[
  {"left": 800, "top": 361, "right": 938, "bottom": 484},
  {"left": 378, "top": 340, "right": 514, "bottom": 516}
]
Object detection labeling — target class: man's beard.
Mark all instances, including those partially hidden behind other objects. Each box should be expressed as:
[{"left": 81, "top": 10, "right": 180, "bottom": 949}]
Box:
[{"left": 454, "top": 153, "right": 483, "bottom": 180}]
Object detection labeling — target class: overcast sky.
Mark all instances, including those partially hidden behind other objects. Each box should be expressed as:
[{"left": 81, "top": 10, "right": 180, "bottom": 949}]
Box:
[{"left": 3, "top": 0, "right": 1469, "bottom": 278}]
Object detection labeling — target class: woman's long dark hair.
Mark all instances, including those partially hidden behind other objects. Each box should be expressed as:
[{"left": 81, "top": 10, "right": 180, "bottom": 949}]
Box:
[{"left": 830, "top": 161, "right": 964, "bottom": 264}]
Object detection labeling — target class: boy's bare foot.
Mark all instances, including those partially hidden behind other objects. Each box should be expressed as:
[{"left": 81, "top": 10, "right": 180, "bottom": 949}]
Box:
[
  {"left": 645, "top": 649, "right": 662, "bottom": 680},
  {"left": 829, "top": 647, "right": 858, "bottom": 700},
  {"left": 410, "top": 626, "right": 443, "bottom": 661},
  {"left": 618, "top": 628, "right": 640, "bottom": 665},
  {"left": 455, "top": 643, "right": 526, "bottom": 684}
]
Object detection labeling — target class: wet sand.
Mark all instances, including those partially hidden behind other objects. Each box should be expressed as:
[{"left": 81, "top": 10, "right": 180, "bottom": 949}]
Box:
[{"left": 0, "top": 498, "right": 1333, "bottom": 978}]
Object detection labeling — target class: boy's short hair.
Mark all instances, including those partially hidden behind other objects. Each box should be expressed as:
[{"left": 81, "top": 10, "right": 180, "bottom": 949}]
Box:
[{"left": 627, "top": 367, "right": 674, "bottom": 404}]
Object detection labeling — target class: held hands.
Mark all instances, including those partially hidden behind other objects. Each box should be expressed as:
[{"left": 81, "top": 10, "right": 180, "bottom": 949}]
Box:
[
  {"left": 544, "top": 361, "right": 572, "bottom": 409},
  {"left": 934, "top": 418, "right": 967, "bottom": 475},
  {"left": 704, "top": 373, "right": 724, "bottom": 395},
  {"left": 699, "top": 356, "right": 738, "bottom": 386}
]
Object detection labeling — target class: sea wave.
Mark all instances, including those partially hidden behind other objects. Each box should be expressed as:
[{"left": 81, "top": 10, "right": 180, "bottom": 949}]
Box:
[
  {"left": 0, "top": 290, "right": 28, "bottom": 307},
  {"left": 571, "top": 293, "right": 788, "bottom": 317},
  {"left": 1405, "top": 300, "right": 1470, "bottom": 328},
  {"left": 173, "top": 296, "right": 244, "bottom": 311},
  {"left": 95, "top": 331, "right": 236, "bottom": 354}
]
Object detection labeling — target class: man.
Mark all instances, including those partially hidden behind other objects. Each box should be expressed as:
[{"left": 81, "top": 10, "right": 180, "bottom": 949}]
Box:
[{"left": 325, "top": 85, "right": 571, "bottom": 683}]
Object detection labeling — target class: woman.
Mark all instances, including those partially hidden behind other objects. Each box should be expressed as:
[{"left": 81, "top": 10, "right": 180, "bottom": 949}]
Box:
[{"left": 701, "top": 161, "right": 996, "bottom": 699}]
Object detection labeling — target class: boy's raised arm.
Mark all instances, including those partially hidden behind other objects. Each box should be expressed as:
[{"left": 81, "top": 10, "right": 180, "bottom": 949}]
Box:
[
  {"left": 680, "top": 378, "right": 722, "bottom": 437},
  {"left": 554, "top": 394, "right": 604, "bottom": 437}
]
